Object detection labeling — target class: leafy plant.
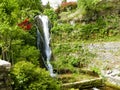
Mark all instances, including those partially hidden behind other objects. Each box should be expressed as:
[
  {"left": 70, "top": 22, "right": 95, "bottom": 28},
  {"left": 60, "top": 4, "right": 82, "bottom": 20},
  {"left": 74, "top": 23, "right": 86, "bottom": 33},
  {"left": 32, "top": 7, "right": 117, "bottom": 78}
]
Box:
[
  {"left": 52, "top": 44, "right": 95, "bottom": 73},
  {"left": 11, "top": 61, "right": 61, "bottom": 90},
  {"left": 17, "top": 0, "right": 43, "bottom": 11},
  {"left": 77, "top": 0, "right": 100, "bottom": 10},
  {"left": 91, "top": 66, "right": 101, "bottom": 76},
  {"left": 52, "top": 22, "right": 74, "bottom": 33},
  {"left": 0, "top": 0, "right": 42, "bottom": 64},
  {"left": 43, "top": 8, "right": 58, "bottom": 23},
  {"left": 17, "top": 45, "right": 40, "bottom": 66}
]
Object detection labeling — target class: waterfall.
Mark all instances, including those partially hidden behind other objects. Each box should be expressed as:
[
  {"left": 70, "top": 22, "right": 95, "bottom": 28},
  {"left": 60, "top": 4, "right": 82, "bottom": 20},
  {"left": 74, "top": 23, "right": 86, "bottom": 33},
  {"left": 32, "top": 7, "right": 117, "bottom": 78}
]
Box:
[{"left": 35, "top": 15, "right": 56, "bottom": 77}]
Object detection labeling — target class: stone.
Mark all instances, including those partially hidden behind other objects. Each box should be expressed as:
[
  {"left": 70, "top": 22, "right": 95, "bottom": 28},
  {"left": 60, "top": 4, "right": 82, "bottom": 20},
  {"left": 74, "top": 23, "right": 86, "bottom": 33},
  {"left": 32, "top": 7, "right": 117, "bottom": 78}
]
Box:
[
  {"left": 0, "top": 59, "right": 12, "bottom": 90},
  {"left": 0, "top": 59, "right": 11, "bottom": 71}
]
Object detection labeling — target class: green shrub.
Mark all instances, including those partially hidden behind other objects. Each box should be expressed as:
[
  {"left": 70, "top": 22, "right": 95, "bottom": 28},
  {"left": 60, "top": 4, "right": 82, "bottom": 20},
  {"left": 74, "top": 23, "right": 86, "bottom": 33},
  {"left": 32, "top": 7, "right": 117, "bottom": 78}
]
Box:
[
  {"left": 77, "top": 0, "right": 100, "bottom": 10},
  {"left": 0, "top": 0, "right": 18, "bottom": 15},
  {"left": 43, "top": 9, "right": 58, "bottom": 23},
  {"left": 52, "top": 44, "right": 95, "bottom": 73},
  {"left": 17, "top": 0, "right": 43, "bottom": 11},
  {"left": 11, "top": 61, "right": 61, "bottom": 90},
  {"left": 52, "top": 22, "right": 74, "bottom": 33},
  {"left": 17, "top": 45, "right": 40, "bottom": 66},
  {"left": 0, "top": 0, "right": 42, "bottom": 64},
  {"left": 80, "top": 15, "right": 120, "bottom": 40}
]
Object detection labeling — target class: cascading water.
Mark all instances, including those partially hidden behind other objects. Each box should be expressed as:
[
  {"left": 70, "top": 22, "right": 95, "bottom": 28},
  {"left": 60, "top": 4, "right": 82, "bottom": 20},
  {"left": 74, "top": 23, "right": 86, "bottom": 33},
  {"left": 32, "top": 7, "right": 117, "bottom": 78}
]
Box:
[{"left": 35, "top": 15, "right": 56, "bottom": 77}]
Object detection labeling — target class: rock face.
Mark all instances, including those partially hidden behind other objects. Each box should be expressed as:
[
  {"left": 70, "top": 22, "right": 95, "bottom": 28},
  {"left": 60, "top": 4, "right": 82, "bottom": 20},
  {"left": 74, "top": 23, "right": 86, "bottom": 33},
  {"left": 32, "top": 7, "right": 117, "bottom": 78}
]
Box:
[{"left": 0, "top": 59, "right": 12, "bottom": 90}]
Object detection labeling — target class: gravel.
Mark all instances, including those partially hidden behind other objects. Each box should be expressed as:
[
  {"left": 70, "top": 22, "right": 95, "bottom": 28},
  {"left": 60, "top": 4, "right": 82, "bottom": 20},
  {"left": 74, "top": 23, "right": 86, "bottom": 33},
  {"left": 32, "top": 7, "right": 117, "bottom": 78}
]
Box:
[{"left": 87, "top": 42, "right": 120, "bottom": 86}]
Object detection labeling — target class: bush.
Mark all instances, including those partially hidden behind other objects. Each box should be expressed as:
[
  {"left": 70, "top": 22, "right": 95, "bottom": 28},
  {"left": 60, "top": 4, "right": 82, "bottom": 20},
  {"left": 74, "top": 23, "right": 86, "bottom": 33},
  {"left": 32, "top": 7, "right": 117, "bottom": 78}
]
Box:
[
  {"left": 11, "top": 61, "right": 61, "bottom": 90},
  {"left": 79, "top": 15, "right": 120, "bottom": 40},
  {"left": 43, "top": 9, "right": 58, "bottom": 23},
  {"left": 0, "top": 0, "right": 42, "bottom": 64},
  {"left": 52, "top": 44, "right": 95, "bottom": 73},
  {"left": 77, "top": 0, "right": 100, "bottom": 10},
  {"left": 52, "top": 22, "right": 74, "bottom": 33},
  {"left": 77, "top": 0, "right": 101, "bottom": 21},
  {"left": 17, "top": 0, "right": 43, "bottom": 11},
  {"left": 17, "top": 45, "right": 40, "bottom": 66}
]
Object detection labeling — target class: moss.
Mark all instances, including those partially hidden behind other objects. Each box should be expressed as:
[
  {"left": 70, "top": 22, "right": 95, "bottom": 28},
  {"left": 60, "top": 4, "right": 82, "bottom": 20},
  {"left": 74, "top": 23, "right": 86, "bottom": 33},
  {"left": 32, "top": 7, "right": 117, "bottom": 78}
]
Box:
[
  {"left": 62, "top": 77, "right": 103, "bottom": 89},
  {"left": 105, "top": 81, "right": 120, "bottom": 90}
]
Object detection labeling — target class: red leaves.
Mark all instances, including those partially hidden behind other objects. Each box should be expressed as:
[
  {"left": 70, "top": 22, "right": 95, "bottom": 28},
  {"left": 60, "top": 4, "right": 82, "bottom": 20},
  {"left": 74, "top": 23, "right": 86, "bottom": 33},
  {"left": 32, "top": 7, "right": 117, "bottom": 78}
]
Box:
[
  {"left": 18, "top": 18, "right": 32, "bottom": 31},
  {"left": 55, "top": 2, "right": 77, "bottom": 13},
  {"left": 61, "top": 2, "right": 77, "bottom": 8}
]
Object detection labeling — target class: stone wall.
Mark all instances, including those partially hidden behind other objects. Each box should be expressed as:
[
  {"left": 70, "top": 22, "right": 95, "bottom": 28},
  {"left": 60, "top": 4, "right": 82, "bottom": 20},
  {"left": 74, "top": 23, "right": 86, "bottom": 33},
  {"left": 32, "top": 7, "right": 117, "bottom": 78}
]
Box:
[{"left": 0, "top": 59, "right": 12, "bottom": 90}]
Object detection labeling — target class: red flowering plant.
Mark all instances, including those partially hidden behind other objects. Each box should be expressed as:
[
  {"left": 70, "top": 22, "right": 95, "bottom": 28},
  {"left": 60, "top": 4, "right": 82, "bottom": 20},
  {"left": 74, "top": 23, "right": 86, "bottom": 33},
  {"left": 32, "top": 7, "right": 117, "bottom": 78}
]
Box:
[
  {"left": 18, "top": 18, "right": 32, "bottom": 31},
  {"left": 56, "top": 2, "right": 77, "bottom": 13}
]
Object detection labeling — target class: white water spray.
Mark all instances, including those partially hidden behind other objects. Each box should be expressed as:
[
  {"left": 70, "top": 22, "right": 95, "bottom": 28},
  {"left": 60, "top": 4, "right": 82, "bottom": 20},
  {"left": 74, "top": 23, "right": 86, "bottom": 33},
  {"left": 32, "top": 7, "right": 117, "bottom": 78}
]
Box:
[{"left": 35, "top": 15, "right": 56, "bottom": 77}]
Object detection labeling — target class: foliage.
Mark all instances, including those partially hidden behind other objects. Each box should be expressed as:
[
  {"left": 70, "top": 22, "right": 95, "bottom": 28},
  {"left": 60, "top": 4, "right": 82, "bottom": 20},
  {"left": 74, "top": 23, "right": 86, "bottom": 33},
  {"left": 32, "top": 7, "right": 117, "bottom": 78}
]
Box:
[
  {"left": 11, "top": 61, "right": 61, "bottom": 90},
  {"left": 52, "top": 14, "right": 119, "bottom": 41},
  {"left": 52, "top": 43, "right": 95, "bottom": 73},
  {"left": 43, "top": 9, "right": 58, "bottom": 23},
  {"left": 50, "top": 0, "right": 120, "bottom": 77},
  {"left": 52, "top": 22, "right": 74, "bottom": 33},
  {"left": 0, "top": 23, "right": 38, "bottom": 64},
  {"left": 77, "top": 0, "right": 100, "bottom": 10},
  {"left": 0, "top": 0, "right": 120, "bottom": 88},
  {"left": 18, "top": 18, "right": 32, "bottom": 30},
  {"left": 91, "top": 66, "right": 101, "bottom": 75},
  {"left": 77, "top": 0, "right": 101, "bottom": 22},
  {"left": 0, "top": 0, "right": 18, "bottom": 16},
  {"left": 77, "top": 0, "right": 120, "bottom": 22},
  {"left": 0, "top": 0, "right": 42, "bottom": 64},
  {"left": 79, "top": 15, "right": 120, "bottom": 40},
  {"left": 17, "top": 45, "right": 40, "bottom": 66},
  {"left": 17, "top": 0, "right": 43, "bottom": 12}
]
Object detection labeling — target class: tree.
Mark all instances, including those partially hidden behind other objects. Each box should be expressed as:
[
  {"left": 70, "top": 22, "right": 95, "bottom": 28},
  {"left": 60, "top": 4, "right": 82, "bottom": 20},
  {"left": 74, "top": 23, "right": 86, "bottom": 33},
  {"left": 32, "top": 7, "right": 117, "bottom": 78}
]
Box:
[{"left": 0, "top": 0, "right": 43, "bottom": 65}]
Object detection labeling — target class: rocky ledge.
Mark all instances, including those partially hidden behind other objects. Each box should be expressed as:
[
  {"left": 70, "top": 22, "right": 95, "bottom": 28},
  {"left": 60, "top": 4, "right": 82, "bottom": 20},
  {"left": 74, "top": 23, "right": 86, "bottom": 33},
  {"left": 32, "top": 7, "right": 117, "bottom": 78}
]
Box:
[
  {"left": 0, "top": 59, "right": 12, "bottom": 90},
  {"left": 0, "top": 59, "right": 11, "bottom": 70}
]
